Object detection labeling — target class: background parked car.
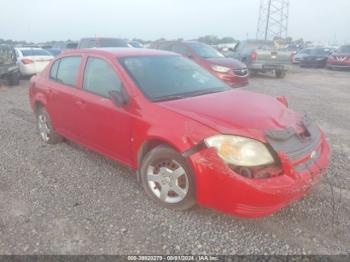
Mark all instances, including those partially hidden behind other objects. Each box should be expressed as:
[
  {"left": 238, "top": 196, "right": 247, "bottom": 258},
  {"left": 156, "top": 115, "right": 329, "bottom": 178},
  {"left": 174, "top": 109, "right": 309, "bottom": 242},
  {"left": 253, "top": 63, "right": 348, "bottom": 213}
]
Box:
[
  {"left": 291, "top": 48, "right": 310, "bottom": 64},
  {"left": 15, "top": 47, "right": 53, "bottom": 76},
  {"left": 151, "top": 40, "right": 249, "bottom": 87},
  {"left": 78, "top": 37, "right": 129, "bottom": 48},
  {"left": 0, "top": 44, "right": 20, "bottom": 85},
  {"left": 128, "top": 41, "right": 144, "bottom": 48},
  {"left": 299, "top": 47, "right": 332, "bottom": 68},
  {"left": 233, "top": 40, "right": 290, "bottom": 78},
  {"left": 327, "top": 45, "right": 350, "bottom": 70},
  {"left": 45, "top": 48, "right": 62, "bottom": 57}
]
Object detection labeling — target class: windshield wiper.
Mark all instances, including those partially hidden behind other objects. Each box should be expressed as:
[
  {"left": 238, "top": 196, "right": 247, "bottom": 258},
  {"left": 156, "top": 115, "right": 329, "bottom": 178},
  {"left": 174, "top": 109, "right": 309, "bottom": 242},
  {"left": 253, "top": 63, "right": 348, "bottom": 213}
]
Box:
[
  {"left": 152, "top": 95, "right": 187, "bottom": 102},
  {"left": 185, "top": 88, "right": 224, "bottom": 97}
]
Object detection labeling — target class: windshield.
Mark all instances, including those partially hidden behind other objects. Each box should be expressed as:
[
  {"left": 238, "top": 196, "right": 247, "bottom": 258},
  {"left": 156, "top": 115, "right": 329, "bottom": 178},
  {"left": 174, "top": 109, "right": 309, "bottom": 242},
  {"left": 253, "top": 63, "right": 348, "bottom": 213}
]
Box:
[
  {"left": 21, "top": 49, "right": 51, "bottom": 56},
  {"left": 337, "top": 45, "right": 350, "bottom": 53},
  {"left": 298, "top": 49, "right": 310, "bottom": 54},
  {"left": 249, "top": 41, "right": 275, "bottom": 50},
  {"left": 187, "top": 42, "right": 224, "bottom": 58},
  {"left": 99, "top": 39, "right": 129, "bottom": 47},
  {"left": 310, "top": 48, "right": 330, "bottom": 55},
  {"left": 120, "top": 55, "right": 230, "bottom": 101}
]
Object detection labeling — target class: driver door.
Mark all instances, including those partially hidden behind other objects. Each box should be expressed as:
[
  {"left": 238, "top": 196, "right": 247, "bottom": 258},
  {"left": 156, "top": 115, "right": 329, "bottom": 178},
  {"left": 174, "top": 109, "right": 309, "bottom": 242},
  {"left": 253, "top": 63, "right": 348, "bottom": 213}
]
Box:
[{"left": 76, "top": 56, "right": 132, "bottom": 164}]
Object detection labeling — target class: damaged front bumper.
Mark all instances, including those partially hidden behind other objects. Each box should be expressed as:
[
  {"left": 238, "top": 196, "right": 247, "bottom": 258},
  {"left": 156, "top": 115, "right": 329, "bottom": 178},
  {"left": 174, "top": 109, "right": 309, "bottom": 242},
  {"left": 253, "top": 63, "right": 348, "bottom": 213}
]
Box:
[{"left": 187, "top": 129, "right": 330, "bottom": 218}]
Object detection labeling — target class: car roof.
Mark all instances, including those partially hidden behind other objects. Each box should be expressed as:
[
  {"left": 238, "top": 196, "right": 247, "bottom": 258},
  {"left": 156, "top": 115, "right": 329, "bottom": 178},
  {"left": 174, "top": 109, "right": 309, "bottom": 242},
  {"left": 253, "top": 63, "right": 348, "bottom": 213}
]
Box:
[
  {"left": 80, "top": 37, "right": 125, "bottom": 40},
  {"left": 182, "top": 40, "right": 204, "bottom": 45},
  {"left": 62, "top": 48, "right": 177, "bottom": 57}
]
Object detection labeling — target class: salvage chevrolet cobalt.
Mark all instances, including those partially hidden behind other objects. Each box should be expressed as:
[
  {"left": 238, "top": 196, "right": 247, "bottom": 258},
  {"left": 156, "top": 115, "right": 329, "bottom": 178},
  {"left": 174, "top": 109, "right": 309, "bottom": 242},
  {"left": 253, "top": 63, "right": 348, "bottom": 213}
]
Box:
[{"left": 29, "top": 48, "right": 329, "bottom": 218}]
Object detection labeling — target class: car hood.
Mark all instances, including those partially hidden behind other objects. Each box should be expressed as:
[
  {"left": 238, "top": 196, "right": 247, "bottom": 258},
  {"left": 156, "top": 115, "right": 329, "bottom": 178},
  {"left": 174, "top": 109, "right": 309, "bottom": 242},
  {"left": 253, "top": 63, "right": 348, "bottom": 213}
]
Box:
[
  {"left": 205, "top": 57, "right": 246, "bottom": 69},
  {"left": 333, "top": 53, "right": 350, "bottom": 57},
  {"left": 158, "top": 90, "right": 303, "bottom": 142},
  {"left": 303, "top": 55, "right": 328, "bottom": 59}
]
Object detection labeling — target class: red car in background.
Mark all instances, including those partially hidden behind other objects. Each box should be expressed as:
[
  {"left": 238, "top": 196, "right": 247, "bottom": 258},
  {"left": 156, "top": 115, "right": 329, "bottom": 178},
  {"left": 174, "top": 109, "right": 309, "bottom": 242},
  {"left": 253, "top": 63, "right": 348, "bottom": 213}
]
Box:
[
  {"left": 151, "top": 41, "right": 249, "bottom": 87},
  {"left": 327, "top": 45, "right": 350, "bottom": 70},
  {"left": 29, "top": 48, "right": 329, "bottom": 218}
]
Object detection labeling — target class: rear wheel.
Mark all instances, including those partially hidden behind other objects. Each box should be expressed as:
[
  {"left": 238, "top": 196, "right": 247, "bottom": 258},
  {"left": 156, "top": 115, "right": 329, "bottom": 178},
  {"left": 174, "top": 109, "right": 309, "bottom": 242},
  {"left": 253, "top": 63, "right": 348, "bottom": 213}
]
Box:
[
  {"left": 36, "top": 107, "right": 63, "bottom": 144},
  {"left": 140, "top": 145, "right": 196, "bottom": 210},
  {"left": 249, "top": 70, "right": 258, "bottom": 77},
  {"left": 275, "top": 69, "right": 286, "bottom": 78},
  {"left": 6, "top": 72, "right": 20, "bottom": 86}
]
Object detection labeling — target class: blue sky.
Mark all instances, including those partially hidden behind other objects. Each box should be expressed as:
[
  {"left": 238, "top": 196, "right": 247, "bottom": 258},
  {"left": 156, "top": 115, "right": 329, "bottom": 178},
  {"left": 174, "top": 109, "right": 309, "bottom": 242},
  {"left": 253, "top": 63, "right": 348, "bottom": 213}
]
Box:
[{"left": 0, "top": 0, "right": 349, "bottom": 44}]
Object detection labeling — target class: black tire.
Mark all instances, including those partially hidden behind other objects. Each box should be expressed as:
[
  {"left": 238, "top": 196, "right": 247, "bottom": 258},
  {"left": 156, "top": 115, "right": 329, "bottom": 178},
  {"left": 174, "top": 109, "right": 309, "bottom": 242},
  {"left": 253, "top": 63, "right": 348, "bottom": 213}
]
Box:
[
  {"left": 6, "top": 72, "right": 20, "bottom": 86},
  {"left": 249, "top": 70, "right": 258, "bottom": 77},
  {"left": 275, "top": 70, "right": 286, "bottom": 78},
  {"left": 36, "top": 107, "right": 63, "bottom": 144},
  {"left": 140, "top": 145, "right": 196, "bottom": 210}
]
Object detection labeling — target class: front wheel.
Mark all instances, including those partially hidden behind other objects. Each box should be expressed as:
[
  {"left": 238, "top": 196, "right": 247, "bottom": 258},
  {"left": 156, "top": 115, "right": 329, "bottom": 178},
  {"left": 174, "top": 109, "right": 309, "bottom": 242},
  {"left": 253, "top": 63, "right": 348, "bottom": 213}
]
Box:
[
  {"left": 36, "top": 107, "right": 63, "bottom": 144},
  {"left": 140, "top": 145, "right": 196, "bottom": 210}
]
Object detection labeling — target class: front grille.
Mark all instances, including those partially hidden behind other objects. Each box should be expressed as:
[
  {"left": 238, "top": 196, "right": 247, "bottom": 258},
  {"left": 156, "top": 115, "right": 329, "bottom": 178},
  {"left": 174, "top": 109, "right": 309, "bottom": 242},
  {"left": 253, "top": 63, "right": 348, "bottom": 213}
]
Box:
[
  {"left": 233, "top": 68, "right": 248, "bottom": 76},
  {"left": 335, "top": 56, "right": 349, "bottom": 62},
  {"left": 265, "top": 115, "right": 321, "bottom": 162}
]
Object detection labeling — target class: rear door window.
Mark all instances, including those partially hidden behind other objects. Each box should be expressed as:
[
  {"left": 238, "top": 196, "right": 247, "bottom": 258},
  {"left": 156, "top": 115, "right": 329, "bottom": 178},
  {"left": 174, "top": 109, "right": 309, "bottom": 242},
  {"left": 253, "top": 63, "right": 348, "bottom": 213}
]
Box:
[
  {"left": 83, "top": 57, "right": 122, "bottom": 97},
  {"left": 56, "top": 56, "right": 81, "bottom": 87},
  {"left": 50, "top": 59, "right": 60, "bottom": 79}
]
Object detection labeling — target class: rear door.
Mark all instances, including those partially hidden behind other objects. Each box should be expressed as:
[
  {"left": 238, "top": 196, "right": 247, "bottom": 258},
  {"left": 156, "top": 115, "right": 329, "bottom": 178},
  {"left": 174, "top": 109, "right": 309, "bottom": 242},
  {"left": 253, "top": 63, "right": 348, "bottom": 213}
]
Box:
[
  {"left": 46, "top": 56, "right": 83, "bottom": 139},
  {"left": 76, "top": 55, "right": 132, "bottom": 163}
]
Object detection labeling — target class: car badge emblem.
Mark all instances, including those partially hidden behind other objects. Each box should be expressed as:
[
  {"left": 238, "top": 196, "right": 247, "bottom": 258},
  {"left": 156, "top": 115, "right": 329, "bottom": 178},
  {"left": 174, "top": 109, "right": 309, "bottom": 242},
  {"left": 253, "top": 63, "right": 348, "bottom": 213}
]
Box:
[{"left": 336, "top": 56, "right": 346, "bottom": 62}]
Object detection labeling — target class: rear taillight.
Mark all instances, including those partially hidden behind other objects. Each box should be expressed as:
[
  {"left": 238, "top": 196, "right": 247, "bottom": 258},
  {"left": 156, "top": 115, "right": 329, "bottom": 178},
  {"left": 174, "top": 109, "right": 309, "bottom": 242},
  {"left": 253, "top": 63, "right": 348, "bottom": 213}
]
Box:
[
  {"left": 21, "top": 58, "right": 33, "bottom": 64},
  {"left": 251, "top": 51, "right": 257, "bottom": 60}
]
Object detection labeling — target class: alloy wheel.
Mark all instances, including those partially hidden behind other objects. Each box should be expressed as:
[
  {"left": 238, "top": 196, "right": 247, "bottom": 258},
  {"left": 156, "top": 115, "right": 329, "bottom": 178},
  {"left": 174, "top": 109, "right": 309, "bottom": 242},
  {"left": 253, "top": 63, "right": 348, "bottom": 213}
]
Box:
[
  {"left": 37, "top": 113, "right": 50, "bottom": 142},
  {"left": 146, "top": 159, "right": 189, "bottom": 204}
]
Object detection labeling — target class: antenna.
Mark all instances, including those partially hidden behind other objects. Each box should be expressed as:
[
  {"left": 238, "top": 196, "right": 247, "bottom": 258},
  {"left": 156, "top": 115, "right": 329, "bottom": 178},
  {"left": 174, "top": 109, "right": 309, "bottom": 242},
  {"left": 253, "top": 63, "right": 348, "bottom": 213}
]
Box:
[{"left": 256, "top": 0, "right": 290, "bottom": 40}]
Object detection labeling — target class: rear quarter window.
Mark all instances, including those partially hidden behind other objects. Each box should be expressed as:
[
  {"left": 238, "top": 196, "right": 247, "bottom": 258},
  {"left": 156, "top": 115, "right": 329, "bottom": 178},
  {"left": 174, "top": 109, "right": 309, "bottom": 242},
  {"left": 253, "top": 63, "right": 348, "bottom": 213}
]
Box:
[{"left": 50, "top": 59, "right": 60, "bottom": 79}]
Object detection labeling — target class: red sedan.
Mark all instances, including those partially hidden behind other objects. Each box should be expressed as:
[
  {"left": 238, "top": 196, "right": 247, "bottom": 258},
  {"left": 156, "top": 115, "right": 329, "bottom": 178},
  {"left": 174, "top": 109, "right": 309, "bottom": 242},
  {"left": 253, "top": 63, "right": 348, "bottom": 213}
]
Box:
[
  {"left": 29, "top": 48, "right": 329, "bottom": 218},
  {"left": 151, "top": 41, "right": 249, "bottom": 87}
]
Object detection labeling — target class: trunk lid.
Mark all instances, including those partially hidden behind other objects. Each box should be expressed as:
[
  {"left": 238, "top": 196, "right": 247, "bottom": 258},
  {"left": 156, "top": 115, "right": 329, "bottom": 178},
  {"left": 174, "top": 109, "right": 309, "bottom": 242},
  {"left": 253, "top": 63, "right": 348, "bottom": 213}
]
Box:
[
  {"left": 255, "top": 49, "right": 291, "bottom": 64},
  {"left": 25, "top": 55, "right": 53, "bottom": 72}
]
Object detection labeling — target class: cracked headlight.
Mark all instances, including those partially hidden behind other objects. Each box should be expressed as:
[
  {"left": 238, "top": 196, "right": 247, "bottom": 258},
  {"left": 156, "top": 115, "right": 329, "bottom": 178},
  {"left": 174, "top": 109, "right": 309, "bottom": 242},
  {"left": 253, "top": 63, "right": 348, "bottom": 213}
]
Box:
[
  {"left": 204, "top": 135, "right": 275, "bottom": 166},
  {"left": 211, "top": 65, "right": 231, "bottom": 73}
]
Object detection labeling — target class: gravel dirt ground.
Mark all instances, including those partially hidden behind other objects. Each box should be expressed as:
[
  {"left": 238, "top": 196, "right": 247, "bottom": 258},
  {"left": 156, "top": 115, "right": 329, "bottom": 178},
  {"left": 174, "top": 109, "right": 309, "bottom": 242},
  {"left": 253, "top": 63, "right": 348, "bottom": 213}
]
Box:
[{"left": 0, "top": 67, "right": 349, "bottom": 255}]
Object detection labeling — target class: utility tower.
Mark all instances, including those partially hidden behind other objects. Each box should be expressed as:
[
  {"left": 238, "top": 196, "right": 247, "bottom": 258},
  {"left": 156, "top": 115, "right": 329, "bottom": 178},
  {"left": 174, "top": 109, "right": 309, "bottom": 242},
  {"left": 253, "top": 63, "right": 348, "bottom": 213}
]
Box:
[{"left": 256, "top": 0, "right": 290, "bottom": 40}]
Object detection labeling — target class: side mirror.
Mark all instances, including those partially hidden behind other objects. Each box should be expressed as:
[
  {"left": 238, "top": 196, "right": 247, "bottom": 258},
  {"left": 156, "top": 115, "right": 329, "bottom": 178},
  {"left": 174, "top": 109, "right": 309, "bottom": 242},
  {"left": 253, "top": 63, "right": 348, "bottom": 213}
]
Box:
[{"left": 109, "top": 89, "right": 129, "bottom": 107}]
